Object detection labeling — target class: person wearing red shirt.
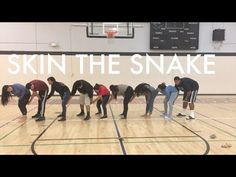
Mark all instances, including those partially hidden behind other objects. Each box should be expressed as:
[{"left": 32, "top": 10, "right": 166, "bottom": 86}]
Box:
[
  {"left": 92, "top": 84, "right": 110, "bottom": 119},
  {"left": 26, "top": 80, "right": 49, "bottom": 121}
]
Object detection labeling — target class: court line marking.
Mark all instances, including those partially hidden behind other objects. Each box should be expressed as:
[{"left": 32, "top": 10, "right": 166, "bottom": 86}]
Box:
[
  {"left": 109, "top": 104, "right": 127, "bottom": 155},
  {"left": 0, "top": 106, "right": 37, "bottom": 129},
  {"left": 0, "top": 106, "right": 38, "bottom": 141},
  {"left": 174, "top": 105, "right": 236, "bottom": 137},
  {"left": 2, "top": 138, "right": 236, "bottom": 148},
  {"left": 37, "top": 135, "right": 198, "bottom": 141},
  {"left": 154, "top": 107, "right": 210, "bottom": 155},
  {"left": 31, "top": 102, "right": 61, "bottom": 155}
]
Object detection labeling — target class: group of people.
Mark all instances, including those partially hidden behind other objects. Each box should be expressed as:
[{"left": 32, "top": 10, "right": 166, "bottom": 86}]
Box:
[{"left": 1, "top": 76, "right": 199, "bottom": 122}]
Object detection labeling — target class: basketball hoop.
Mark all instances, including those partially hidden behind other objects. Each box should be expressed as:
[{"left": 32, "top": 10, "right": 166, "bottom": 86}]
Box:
[{"left": 105, "top": 29, "right": 118, "bottom": 38}]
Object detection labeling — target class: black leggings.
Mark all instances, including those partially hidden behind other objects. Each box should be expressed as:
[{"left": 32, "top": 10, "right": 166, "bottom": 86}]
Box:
[
  {"left": 122, "top": 86, "right": 134, "bottom": 118},
  {"left": 18, "top": 90, "right": 31, "bottom": 115},
  {"left": 96, "top": 95, "right": 110, "bottom": 116}
]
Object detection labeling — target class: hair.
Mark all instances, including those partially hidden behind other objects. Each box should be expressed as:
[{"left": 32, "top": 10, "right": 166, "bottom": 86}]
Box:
[
  {"left": 93, "top": 83, "right": 100, "bottom": 90},
  {"left": 25, "top": 83, "right": 32, "bottom": 90},
  {"left": 47, "top": 77, "right": 56, "bottom": 82},
  {"left": 174, "top": 76, "right": 181, "bottom": 81},
  {"left": 1, "top": 85, "right": 11, "bottom": 106},
  {"left": 134, "top": 83, "right": 150, "bottom": 97},
  {"left": 158, "top": 83, "right": 166, "bottom": 90},
  {"left": 109, "top": 85, "right": 119, "bottom": 99}
]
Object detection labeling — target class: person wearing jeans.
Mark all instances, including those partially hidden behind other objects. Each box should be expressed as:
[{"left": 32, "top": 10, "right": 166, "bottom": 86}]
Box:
[{"left": 47, "top": 77, "right": 70, "bottom": 121}]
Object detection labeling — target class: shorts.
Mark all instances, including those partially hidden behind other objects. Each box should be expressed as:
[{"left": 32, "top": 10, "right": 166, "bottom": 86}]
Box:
[
  {"left": 183, "top": 90, "right": 198, "bottom": 103},
  {"left": 79, "top": 93, "right": 92, "bottom": 106}
]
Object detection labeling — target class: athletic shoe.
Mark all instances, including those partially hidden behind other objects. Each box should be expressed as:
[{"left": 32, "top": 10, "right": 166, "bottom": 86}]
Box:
[
  {"left": 164, "top": 116, "right": 172, "bottom": 120},
  {"left": 77, "top": 112, "right": 85, "bottom": 116},
  {"left": 57, "top": 114, "right": 63, "bottom": 118},
  {"left": 176, "top": 113, "right": 186, "bottom": 117},
  {"left": 58, "top": 117, "right": 66, "bottom": 121},
  {"left": 32, "top": 114, "right": 40, "bottom": 118},
  {"left": 84, "top": 115, "right": 91, "bottom": 120},
  {"left": 100, "top": 115, "right": 108, "bottom": 119},
  {"left": 35, "top": 117, "right": 45, "bottom": 121},
  {"left": 160, "top": 113, "right": 167, "bottom": 117},
  {"left": 186, "top": 116, "right": 195, "bottom": 120},
  {"left": 120, "top": 116, "right": 127, "bottom": 119},
  {"left": 95, "top": 112, "right": 101, "bottom": 115}
]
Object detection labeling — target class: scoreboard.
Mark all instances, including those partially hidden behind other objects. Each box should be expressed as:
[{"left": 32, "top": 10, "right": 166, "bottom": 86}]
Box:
[{"left": 150, "top": 22, "right": 199, "bottom": 50}]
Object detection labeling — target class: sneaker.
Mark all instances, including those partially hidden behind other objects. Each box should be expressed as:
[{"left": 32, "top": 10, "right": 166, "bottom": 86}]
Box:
[
  {"left": 77, "top": 112, "right": 85, "bottom": 116},
  {"left": 186, "top": 116, "right": 195, "bottom": 120},
  {"left": 160, "top": 113, "right": 167, "bottom": 117},
  {"left": 176, "top": 113, "right": 186, "bottom": 117},
  {"left": 119, "top": 113, "right": 124, "bottom": 116},
  {"left": 100, "top": 115, "right": 108, "bottom": 119},
  {"left": 58, "top": 117, "right": 66, "bottom": 121},
  {"left": 95, "top": 112, "right": 101, "bottom": 115},
  {"left": 32, "top": 114, "right": 40, "bottom": 118},
  {"left": 35, "top": 117, "right": 45, "bottom": 121},
  {"left": 120, "top": 115, "right": 127, "bottom": 119},
  {"left": 164, "top": 116, "right": 172, "bottom": 120},
  {"left": 57, "top": 114, "right": 63, "bottom": 118},
  {"left": 84, "top": 115, "right": 91, "bottom": 120}
]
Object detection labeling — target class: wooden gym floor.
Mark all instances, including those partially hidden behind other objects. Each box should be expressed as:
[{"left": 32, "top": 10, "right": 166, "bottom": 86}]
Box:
[{"left": 0, "top": 95, "right": 236, "bottom": 155}]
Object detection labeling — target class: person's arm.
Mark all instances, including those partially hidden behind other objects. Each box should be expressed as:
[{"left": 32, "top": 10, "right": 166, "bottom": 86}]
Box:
[
  {"left": 173, "top": 91, "right": 179, "bottom": 105},
  {"left": 184, "top": 90, "right": 191, "bottom": 102},
  {"left": 28, "top": 91, "right": 39, "bottom": 104},
  {"left": 92, "top": 95, "right": 102, "bottom": 104},
  {"left": 129, "top": 93, "right": 136, "bottom": 103},
  {"left": 70, "top": 82, "right": 77, "bottom": 96},
  {"left": 107, "top": 95, "right": 115, "bottom": 104},
  {"left": 47, "top": 85, "right": 55, "bottom": 99}
]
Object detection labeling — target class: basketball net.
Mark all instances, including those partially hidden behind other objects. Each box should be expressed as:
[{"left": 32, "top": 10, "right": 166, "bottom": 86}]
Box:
[{"left": 105, "top": 29, "right": 118, "bottom": 38}]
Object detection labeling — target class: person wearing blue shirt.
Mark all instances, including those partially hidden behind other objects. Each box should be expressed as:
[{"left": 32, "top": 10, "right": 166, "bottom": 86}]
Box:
[
  {"left": 157, "top": 83, "right": 178, "bottom": 120},
  {"left": 1, "top": 83, "right": 31, "bottom": 122}
]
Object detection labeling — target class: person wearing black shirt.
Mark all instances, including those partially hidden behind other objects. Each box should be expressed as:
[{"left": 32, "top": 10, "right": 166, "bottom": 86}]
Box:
[
  {"left": 47, "top": 77, "right": 70, "bottom": 121},
  {"left": 70, "top": 80, "right": 93, "bottom": 120},
  {"left": 174, "top": 76, "right": 199, "bottom": 120}
]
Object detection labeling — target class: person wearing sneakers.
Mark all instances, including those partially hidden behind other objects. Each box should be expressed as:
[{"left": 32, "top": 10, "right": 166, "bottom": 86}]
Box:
[
  {"left": 47, "top": 77, "right": 71, "bottom": 121},
  {"left": 157, "top": 83, "right": 178, "bottom": 120},
  {"left": 130, "top": 83, "right": 158, "bottom": 118},
  {"left": 26, "top": 80, "right": 49, "bottom": 122},
  {"left": 92, "top": 84, "right": 110, "bottom": 119},
  {"left": 70, "top": 80, "right": 93, "bottom": 120},
  {"left": 1, "top": 84, "right": 31, "bottom": 122},
  {"left": 109, "top": 84, "right": 134, "bottom": 119},
  {"left": 174, "top": 76, "right": 199, "bottom": 120}
]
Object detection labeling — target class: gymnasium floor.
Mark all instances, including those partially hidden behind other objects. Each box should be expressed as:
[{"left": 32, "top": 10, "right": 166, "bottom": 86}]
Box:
[{"left": 0, "top": 95, "right": 236, "bottom": 155}]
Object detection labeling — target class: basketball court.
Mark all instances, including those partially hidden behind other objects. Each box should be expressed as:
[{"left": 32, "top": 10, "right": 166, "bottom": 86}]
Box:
[
  {"left": 0, "top": 95, "right": 235, "bottom": 155},
  {"left": 0, "top": 22, "right": 235, "bottom": 155}
]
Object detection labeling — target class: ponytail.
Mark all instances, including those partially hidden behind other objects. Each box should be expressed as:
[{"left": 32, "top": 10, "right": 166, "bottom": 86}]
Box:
[{"left": 1, "top": 85, "right": 11, "bottom": 106}]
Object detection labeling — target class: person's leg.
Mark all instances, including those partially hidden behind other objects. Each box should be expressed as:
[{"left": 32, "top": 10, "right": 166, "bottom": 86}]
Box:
[
  {"left": 84, "top": 94, "right": 92, "bottom": 120},
  {"left": 58, "top": 91, "right": 70, "bottom": 121},
  {"left": 177, "top": 92, "right": 188, "bottom": 117},
  {"left": 77, "top": 94, "right": 85, "bottom": 116},
  {"left": 122, "top": 87, "right": 133, "bottom": 118},
  {"left": 166, "top": 92, "right": 178, "bottom": 118},
  {"left": 163, "top": 97, "right": 168, "bottom": 116},
  {"left": 147, "top": 91, "right": 158, "bottom": 116},
  {"left": 96, "top": 99, "right": 102, "bottom": 114},
  {"left": 32, "top": 93, "right": 41, "bottom": 118},
  {"left": 187, "top": 90, "right": 198, "bottom": 119},
  {"left": 100, "top": 95, "right": 109, "bottom": 119},
  {"left": 36, "top": 90, "right": 48, "bottom": 121}
]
